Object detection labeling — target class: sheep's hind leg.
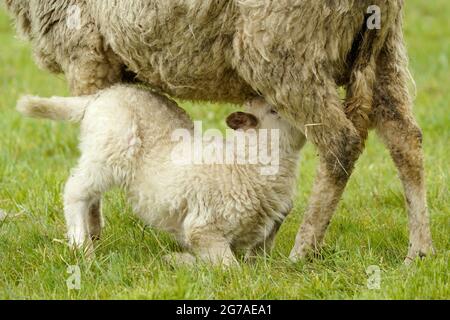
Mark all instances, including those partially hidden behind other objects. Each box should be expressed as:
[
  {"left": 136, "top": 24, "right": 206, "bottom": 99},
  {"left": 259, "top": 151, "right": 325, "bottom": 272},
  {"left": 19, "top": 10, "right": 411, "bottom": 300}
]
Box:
[{"left": 372, "top": 29, "right": 434, "bottom": 264}]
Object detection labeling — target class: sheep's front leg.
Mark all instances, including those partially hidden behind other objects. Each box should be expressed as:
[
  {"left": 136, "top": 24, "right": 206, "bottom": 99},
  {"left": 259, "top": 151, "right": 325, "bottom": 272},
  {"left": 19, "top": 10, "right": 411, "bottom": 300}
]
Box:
[{"left": 234, "top": 24, "right": 368, "bottom": 262}]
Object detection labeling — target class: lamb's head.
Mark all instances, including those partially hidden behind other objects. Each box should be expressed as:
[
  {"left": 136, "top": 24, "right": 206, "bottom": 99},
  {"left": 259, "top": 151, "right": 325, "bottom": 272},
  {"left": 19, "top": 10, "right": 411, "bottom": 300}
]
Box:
[
  {"left": 3, "top": 0, "right": 32, "bottom": 39},
  {"left": 226, "top": 97, "right": 306, "bottom": 153}
]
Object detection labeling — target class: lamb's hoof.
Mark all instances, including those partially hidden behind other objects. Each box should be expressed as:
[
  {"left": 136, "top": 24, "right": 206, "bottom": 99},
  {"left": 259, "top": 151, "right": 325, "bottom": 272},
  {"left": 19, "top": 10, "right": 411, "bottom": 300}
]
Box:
[
  {"left": 90, "top": 234, "right": 102, "bottom": 242},
  {"left": 163, "top": 253, "right": 197, "bottom": 266},
  {"left": 404, "top": 246, "right": 435, "bottom": 266},
  {"left": 244, "top": 253, "right": 258, "bottom": 264},
  {"left": 68, "top": 240, "right": 96, "bottom": 259},
  {"left": 212, "top": 256, "right": 239, "bottom": 268},
  {"left": 84, "top": 245, "right": 96, "bottom": 260}
]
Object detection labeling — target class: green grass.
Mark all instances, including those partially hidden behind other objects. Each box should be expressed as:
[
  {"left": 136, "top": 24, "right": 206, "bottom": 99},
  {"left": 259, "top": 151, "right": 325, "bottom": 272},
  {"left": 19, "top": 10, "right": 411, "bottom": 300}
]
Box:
[{"left": 0, "top": 1, "right": 449, "bottom": 300}]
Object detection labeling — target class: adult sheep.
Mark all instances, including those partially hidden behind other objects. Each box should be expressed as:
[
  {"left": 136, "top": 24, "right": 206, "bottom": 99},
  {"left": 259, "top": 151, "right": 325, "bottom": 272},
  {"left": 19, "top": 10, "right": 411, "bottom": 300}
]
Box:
[{"left": 4, "top": 0, "right": 434, "bottom": 263}]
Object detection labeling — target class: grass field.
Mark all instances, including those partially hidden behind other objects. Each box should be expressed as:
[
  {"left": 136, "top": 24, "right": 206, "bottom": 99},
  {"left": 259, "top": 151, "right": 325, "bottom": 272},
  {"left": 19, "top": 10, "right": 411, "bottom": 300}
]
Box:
[{"left": 0, "top": 1, "right": 448, "bottom": 300}]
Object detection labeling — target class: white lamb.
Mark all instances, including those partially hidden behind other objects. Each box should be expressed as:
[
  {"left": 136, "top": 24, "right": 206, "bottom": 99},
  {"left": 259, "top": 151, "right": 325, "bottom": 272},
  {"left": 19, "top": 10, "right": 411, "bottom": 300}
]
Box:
[{"left": 17, "top": 86, "right": 305, "bottom": 265}]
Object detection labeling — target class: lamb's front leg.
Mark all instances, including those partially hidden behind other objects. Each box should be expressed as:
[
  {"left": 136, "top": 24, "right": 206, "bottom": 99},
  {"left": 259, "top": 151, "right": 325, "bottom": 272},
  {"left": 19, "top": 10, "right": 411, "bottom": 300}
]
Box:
[
  {"left": 193, "top": 238, "right": 238, "bottom": 267},
  {"left": 245, "top": 222, "right": 282, "bottom": 261},
  {"left": 165, "top": 241, "right": 237, "bottom": 267},
  {"left": 174, "top": 228, "right": 238, "bottom": 267}
]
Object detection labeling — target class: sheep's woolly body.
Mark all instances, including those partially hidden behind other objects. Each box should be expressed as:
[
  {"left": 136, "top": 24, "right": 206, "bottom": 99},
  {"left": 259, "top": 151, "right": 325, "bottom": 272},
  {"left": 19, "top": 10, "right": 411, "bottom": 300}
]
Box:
[
  {"left": 5, "top": 0, "right": 122, "bottom": 94},
  {"left": 19, "top": 86, "right": 303, "bottom": 263},
  {"left": 7, "top": 0, "right": 434, "bottom": 262},
  {"left": 6, "top": 0, "right": 399, "bottom": 102}
]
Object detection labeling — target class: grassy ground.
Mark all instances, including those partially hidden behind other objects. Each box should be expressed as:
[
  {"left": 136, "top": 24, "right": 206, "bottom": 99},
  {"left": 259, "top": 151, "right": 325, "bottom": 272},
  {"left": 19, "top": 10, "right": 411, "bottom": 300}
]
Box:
[{"left": 0, "top": 1, "right": 448, "bottom": 300}]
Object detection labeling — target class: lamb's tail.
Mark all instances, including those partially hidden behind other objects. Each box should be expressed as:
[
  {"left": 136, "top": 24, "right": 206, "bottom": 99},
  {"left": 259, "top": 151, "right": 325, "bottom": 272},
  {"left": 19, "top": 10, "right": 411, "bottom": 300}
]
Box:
[{"left": 17, "top": 95, "right": 95, "bottom": 123}]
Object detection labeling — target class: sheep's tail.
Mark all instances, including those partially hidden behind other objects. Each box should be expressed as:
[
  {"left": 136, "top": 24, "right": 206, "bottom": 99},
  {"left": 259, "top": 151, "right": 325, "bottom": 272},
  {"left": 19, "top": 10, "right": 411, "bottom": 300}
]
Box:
[{"left": 17, "top": 95, "right": 95, "bottom": 123}]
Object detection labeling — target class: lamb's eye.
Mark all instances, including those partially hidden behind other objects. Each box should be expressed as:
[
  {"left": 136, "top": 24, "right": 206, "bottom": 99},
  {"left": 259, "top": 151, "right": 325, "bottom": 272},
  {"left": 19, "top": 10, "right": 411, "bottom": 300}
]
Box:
[{"left": 270, "top": 109, "right": 278, "bottom": 115}]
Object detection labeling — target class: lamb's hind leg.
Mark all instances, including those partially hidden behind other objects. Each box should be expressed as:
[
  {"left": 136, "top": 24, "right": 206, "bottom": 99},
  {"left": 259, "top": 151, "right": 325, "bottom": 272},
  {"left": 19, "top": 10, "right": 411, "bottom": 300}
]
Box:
[
  {"left": 372, "top": 28, "right": 434, "bottom": 263},
  {"left": 64, "top": 160, "right": 112, "bottom": 251},
  {"left": 64, "top": 35, "right": 122, "bottom": 242},
  {"left": 87, "top": 200, "right": 104, "bottom": 241}
]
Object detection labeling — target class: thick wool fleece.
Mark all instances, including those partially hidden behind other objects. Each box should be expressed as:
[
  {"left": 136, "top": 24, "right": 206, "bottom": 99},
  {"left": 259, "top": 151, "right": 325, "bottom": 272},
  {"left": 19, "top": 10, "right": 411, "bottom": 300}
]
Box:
[
  {"left": 18, "top": 86, "right": 305, "bottom": 264},
  {"left": 7, "top": 0, "right": 434, "bottom": 262}
]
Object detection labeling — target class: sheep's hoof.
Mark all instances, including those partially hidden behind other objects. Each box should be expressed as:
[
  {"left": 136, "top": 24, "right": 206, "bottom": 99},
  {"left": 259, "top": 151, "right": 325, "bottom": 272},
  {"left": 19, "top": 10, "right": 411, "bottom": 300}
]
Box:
[
  {"left": 404, "top": 246, "right": 436, "bottom": 266},
  {"left": 289, "top": 249, "right": 308, "bottom": 263},
  {"left": 163, "top": 253, "right": 197, "bottom": 266}
]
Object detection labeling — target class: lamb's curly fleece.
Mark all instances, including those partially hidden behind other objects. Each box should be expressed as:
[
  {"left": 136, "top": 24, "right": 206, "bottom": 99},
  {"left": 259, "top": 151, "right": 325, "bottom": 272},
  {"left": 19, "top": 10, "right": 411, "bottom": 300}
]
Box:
[
  {"left": 18, "top": 86, "right": 305, "bottom": 265},
  {"left": 5, "top": 0, "right": 434, "bottom": 262}
]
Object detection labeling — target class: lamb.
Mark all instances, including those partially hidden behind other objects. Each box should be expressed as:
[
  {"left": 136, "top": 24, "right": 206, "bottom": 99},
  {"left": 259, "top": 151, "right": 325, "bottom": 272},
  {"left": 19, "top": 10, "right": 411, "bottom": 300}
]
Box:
[
  {"left": 17, "top": 85, "right": 305, "bottom": 265},
  {"left": 5, "top": 0, "right": 434, "bottom": 263}
]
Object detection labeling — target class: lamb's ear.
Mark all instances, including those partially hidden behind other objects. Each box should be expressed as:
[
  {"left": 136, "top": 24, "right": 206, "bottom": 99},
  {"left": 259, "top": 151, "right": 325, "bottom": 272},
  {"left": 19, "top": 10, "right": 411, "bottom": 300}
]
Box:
[{"left": 226, "top": 112, "right": 259, "bottom": 130}]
